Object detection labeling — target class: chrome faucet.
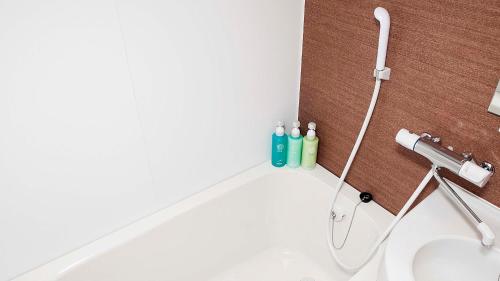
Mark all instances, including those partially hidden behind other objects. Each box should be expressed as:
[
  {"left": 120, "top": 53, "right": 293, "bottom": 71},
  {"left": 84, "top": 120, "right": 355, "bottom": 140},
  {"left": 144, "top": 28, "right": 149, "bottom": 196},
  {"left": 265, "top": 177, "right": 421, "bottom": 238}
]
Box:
[{"left": 396, "top": 129, "right": 496, "bottom": 247}]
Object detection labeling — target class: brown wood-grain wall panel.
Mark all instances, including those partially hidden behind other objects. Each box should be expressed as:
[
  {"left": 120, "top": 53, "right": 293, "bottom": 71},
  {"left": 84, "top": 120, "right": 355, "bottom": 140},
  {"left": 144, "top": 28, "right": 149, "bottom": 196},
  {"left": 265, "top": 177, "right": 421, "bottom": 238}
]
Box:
[{"left": 299, "top": 0, "right": 500, "bottom": 214}]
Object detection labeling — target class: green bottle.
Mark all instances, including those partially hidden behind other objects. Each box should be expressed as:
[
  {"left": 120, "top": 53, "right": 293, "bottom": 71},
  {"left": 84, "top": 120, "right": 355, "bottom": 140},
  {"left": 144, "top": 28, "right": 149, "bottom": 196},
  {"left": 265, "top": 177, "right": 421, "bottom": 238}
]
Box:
[
  {"left": 301, "top": 122, "right": 319, "bottom": 169},
  {"left": 286, "top": 121, "right": 303, "bottom": 168}
]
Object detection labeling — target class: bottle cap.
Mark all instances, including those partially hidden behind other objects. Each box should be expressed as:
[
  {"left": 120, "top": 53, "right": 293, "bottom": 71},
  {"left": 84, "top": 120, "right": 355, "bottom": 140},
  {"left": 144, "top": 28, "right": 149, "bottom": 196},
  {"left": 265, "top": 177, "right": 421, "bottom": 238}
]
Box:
[
  {"left": 291, "top": 127, "right": 301, "bottom": 138},
  {"left": 306, "top": 128, "right": 316, "bottom": 139},
  {"left": 277, "top": 121, "right": 285, "bottom": 127},
  {"left": 308, "top": 122, "right": 316, "bottom": 130},
  {"left": 292, "top": 121, "right": 301, "bottom": 128},
  {"left": 275, "top": 126, "right": 285, "bottom": 136}
]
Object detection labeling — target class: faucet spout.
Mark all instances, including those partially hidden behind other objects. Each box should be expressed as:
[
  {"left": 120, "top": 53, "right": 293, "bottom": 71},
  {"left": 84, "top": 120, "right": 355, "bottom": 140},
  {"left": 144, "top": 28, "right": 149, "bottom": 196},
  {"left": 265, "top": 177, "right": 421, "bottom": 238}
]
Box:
[
  {"left": 477, "top": 222, "right": 495, "bottom": 247},
  {"left": 432, "top": 165, "right": 495, "bottom": 247}
]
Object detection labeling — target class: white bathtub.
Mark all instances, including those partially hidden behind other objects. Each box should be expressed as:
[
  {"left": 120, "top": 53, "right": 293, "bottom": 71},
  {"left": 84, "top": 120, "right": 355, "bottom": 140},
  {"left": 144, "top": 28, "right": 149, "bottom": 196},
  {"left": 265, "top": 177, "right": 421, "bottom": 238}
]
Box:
[{"left": 13, "top": 163, "right": 393, "bottom": 281}]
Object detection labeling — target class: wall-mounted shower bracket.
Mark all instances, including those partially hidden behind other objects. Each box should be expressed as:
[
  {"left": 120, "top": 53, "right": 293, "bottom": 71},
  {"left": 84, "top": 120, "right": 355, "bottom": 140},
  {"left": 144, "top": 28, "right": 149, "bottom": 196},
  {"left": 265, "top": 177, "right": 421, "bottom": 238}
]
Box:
[{"left": 373, "top": 67, "right": 391, "bottom": 80}]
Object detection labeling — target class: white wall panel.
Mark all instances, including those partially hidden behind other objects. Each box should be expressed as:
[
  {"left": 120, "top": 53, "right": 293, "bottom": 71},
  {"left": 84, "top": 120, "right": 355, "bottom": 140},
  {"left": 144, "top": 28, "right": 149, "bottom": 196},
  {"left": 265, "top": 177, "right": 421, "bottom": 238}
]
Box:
[
  {"left": 0, "top": 0, "right": 304, "bottom": 279},
  {"left": 0, "top": 1, "right": 155, "bottom": 280},
  {"left": 115, "top": 0, "right": 304, "bottom": 201}
]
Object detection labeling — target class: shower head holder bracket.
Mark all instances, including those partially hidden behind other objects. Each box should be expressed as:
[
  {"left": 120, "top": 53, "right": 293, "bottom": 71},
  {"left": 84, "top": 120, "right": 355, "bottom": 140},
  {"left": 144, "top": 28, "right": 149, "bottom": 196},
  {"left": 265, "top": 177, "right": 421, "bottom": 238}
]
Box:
[{"left": 374, "top": 67, "right": 391, "bottom": 80}]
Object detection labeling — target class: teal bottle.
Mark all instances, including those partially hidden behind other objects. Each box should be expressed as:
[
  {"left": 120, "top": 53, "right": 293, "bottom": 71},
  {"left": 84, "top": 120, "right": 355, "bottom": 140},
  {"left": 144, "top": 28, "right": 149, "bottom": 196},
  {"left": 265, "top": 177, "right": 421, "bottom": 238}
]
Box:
[
  {"left": 271, "top": 121, "right": 287, "bottom": 167},
  {"left": 286, "top": 121, "right": 303, "bottom": 168}
]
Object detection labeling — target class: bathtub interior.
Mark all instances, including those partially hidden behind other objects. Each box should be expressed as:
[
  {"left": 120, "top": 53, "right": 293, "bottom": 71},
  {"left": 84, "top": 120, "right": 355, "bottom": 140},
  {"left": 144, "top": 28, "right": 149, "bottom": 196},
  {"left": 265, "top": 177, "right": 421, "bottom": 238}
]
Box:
[{"left": 55, "top": 169, "right": 390, "bottom": 281}]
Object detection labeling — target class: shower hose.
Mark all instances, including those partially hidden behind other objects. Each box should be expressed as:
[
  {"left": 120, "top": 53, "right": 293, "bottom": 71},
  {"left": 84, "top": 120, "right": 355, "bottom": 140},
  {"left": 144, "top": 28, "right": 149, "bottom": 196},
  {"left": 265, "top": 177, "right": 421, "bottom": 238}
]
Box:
[{"left": 326, "top": 78, "right": 434, "bottom": 272}]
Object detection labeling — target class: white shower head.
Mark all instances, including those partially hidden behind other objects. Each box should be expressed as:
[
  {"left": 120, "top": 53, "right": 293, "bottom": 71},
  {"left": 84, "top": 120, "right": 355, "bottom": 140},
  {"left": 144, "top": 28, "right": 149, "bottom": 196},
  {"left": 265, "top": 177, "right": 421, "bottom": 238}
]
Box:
[{"left": 374, "top": 7, "right": 390, "bottom": 71}]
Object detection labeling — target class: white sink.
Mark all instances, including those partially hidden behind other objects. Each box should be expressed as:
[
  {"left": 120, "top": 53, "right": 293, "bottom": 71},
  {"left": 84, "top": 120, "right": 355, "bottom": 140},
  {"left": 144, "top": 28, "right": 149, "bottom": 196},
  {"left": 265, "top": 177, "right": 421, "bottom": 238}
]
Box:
[
  {"left": 379, "top": 179, "right": 500, "bottom": 281},
  {"left": 413, "top": 238, "right": 500, "bottom": 281}
]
